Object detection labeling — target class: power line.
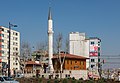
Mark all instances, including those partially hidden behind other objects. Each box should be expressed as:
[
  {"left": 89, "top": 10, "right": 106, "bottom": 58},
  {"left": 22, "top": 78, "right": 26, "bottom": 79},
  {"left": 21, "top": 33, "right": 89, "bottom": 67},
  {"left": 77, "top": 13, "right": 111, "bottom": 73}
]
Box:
[{"left": 100, "top": 57, "right": 120, "bottom": 59}]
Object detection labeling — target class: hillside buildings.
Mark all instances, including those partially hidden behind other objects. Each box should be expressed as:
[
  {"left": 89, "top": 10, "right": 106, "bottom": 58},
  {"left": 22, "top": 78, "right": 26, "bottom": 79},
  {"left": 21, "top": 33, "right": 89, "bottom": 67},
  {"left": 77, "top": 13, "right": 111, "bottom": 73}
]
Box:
[
  {"left": 69, "top": 32, "right": 101, "bottom": 78},
  {"left": 0, "top": 26, "right": 20, "bottom": 75}
]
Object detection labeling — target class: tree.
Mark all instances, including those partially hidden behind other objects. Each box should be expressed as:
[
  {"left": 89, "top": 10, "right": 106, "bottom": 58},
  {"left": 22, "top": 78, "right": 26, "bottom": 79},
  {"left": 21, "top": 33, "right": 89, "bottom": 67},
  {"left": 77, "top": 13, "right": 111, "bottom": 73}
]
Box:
[
  {"left": 34, "top": 41, "right": 48, "bottom": 61},
  {"left": 55, "top": 33, "right": 69, "bottom": 79},
  {"left": 35, "top": 41, "right": 47, "bottom": 51},
  {"left": 55, "top": 33, "right": 63, "bottom": 54},
  {"left": 20, "top": 41, "right": 31, "bottom": 74},
  {"left": 64, "top": 38, "right": 69, "bottom": 54},
  {"left": 55, "top": 33, "right": 63, "bottom": 78},
  {"left": 32, "top": 41, "right": 48, "bottom": 73}
]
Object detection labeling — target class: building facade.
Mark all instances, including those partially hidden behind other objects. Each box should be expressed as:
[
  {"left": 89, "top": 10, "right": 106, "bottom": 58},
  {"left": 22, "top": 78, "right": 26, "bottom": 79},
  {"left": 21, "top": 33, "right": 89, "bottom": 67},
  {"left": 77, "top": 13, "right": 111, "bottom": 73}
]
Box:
[
  {"left": 69, "top": 32, "right": 101, "bottom": 78},
  {"left": 69, "top": 32, "right": 89, "bottom": 68},
  {"left": 52, "top": 53, "right": 88, "bottom": 79},
  {"left": 0, "top": 26, "right": 20, "bottom": 75},
  {"left": 89, "top": 37, "right": 101, "bottom": 78}
]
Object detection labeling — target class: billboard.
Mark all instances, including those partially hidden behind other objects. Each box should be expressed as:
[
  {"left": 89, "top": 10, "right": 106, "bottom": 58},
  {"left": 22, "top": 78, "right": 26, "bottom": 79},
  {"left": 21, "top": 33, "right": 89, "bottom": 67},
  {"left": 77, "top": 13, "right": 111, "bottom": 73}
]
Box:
[{"left": 89, "top": 46, "right": 98, "bottom": 56}]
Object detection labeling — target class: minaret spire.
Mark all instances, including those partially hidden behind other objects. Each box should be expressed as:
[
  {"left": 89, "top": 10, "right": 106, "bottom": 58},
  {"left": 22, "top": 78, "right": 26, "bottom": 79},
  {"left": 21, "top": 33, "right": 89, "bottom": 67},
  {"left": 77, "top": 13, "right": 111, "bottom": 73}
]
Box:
[
  {"left": 48, "top": 7, "right": 54, "bottom": 73},
  {"left": 48, "top": 7, "right": 52, "bottom": 20}
]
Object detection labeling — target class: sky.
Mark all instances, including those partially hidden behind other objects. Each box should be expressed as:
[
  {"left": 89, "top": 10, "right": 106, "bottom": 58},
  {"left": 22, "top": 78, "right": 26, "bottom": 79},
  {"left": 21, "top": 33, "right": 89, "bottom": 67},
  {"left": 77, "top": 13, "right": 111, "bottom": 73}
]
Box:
[{"left": 0, "top": 0, "right": 120, "bottom": 68}]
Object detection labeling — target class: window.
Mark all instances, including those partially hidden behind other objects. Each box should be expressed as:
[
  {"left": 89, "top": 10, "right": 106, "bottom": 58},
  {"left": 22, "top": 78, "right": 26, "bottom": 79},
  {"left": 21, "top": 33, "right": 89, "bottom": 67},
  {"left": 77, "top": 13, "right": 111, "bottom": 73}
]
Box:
[
  {"left": 91, "top": 65, "right": 95, "bottom": 68},
  {"left": 0, "top": 28, "right": 4, "bottom": 31},
  {"left": 0, "top": 45, "right": 4, "bottom": 48},
  {"left": 7, "top": 45, "right": 9, "bottom": 49},
  {"left": 98, "top": 47, "right": 100, "bottom": 51},
  {"left": 13, "top": 42, "right": 18, "bottom": 46},
  {"left": 98, "top": 59, "right": 100, "bottom": 62},
  {"left": 91, "top": 42, "right": 94, "bottom": 45},
  {"left": 98, "top": 44, "right": 100, "bottom": 46},
  {"left": 98, "top": 41, "right": 100, "bottom": 44},
  {"left": 16, "top": 48, "right": 18, "bottom": 51},
  {"left": 98, "top": 52, "right": 100, "bottom": 56},
  {"left": 7, "top": 30, "right": 9, "bottom": 33},
  {"left": 0, "top": 50, "right": 4, "bottom": 54},
  {"left": 71, "top": 61, "right": 72, "bottom": 64},
  {"left": 81, "top": 61, "right": 83, "bottom": 65},
  {"left": 2, "top": 45, "right": 4, "bottom": 48},
  {"left": 16, "top": 53, "right": 18, "bottom": 55},
  {"left": 16, "top": 33, "right": 18, "bottom": 36},
  {"left": 13, "top": 42, "right": 14, "bottom": 45},
  {"left": 0, "top": 34, "right": 4, "bottom": 37},
  {"left": 15, "top": 38, "right": 18, "bottom": 41},
  {"left": 13, "top": 32, "right": 15, "bottom": 35},
  {"left": 16, "top": 43, "right": 18, "bottom": 46},
  {"left": 16, "top": 58, "right": 18, "bottom": 60},
  {"left": 0, "top": 39, "right": 4, "bottom": 42},
  {"left": 75, "top": 61, "right": 77, "bottom": 63},
  {"left": 91, "top": 59, "right": 95, "bottom": 62},
  {"left": 67, "top": 60, "right": 69, "bottom": 64},
  {"left": 7, "top": 35, "right": 9, "bottom": 38}
]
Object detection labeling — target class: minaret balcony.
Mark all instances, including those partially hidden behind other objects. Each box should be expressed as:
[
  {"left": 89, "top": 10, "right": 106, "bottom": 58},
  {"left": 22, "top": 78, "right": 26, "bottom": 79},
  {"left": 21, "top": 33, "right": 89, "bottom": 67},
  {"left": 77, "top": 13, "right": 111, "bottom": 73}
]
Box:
[{"left": 48, "top": 31, "right": 54, "bottom": 34}]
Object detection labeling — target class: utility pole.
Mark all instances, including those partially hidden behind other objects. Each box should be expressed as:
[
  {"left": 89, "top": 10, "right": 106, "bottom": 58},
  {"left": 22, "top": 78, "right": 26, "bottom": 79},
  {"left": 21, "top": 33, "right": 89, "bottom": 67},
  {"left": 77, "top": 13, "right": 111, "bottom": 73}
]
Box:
[{"left": 8, "top": 22, "right": 17, "bottom": 77}]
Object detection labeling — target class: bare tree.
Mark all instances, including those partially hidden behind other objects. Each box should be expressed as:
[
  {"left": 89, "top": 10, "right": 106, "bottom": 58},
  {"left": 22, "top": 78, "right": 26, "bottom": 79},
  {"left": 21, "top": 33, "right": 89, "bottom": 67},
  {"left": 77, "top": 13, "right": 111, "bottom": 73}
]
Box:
[
  {"left": 65, "top": 38, "right": 69, "bottom": 53},
  {"left": 34, "top": 41, "right": 48, "bottom": 61},
  {"left": 55, "top": 33, "right": 64, "bottom": 78},
  {"left": 54, "top": 33, "right": 70, "bottom": 79},
  {"left": 20, "top": 41, "right": 31, "bottom": 74},
  {"left": 35, "top": 41, "right": 47, "bottom": 51},
  {"left": 55, "top": 33, "right": 63, "bottom": 53}
]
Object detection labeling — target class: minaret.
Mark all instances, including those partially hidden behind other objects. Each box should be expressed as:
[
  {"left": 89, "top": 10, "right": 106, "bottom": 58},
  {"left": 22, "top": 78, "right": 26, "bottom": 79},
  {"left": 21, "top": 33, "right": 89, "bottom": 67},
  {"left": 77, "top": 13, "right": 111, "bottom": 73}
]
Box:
[{"left": 48, "top": 7, "right": 54, "bottom": 73}]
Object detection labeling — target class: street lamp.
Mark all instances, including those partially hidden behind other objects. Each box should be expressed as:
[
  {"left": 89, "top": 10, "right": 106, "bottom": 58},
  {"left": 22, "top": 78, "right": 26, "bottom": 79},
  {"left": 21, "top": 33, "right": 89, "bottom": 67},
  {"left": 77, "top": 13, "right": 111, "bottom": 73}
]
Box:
[{"left": 8, "top": 22, "right": 17, "bottom": 77}]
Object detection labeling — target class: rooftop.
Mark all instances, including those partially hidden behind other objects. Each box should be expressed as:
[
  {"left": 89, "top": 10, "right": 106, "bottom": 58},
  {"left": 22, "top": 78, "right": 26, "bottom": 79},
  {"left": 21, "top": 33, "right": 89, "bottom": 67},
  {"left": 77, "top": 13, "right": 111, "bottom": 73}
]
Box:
[{"left": 53, "top": 53, "right": 89, "bottom": 60}]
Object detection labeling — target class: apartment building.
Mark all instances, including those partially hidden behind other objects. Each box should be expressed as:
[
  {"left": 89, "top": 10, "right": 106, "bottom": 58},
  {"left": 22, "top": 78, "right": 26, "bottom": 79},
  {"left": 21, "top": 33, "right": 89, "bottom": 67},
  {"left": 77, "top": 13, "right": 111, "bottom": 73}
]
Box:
[
  {"left": 0, "top": 26, "right": 20, "bottom": 75},
  {"left": 89, "top": 37, "right": 101, "bottom": 78},
  {"left": 69, "top": 32, "right": 89, "bottom": 68},
  {"left": 69, "top": 32, "right": 101, "bottom": 78}
]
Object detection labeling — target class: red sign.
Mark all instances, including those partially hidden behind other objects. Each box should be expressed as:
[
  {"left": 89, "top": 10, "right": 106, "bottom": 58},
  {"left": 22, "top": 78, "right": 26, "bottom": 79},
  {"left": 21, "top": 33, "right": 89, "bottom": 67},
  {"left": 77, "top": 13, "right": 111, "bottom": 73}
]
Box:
[
  {"left": 89, "top": 52, "right": 98, "bottom": 56},
  {"left": 90, "top": 46, "right": 98, "bottom": 52}
]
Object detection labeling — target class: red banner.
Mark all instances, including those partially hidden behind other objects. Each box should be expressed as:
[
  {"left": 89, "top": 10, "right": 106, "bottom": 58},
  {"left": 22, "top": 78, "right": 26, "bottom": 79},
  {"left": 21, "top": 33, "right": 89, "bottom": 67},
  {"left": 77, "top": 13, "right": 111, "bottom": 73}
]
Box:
[{"left": 89, "top": 52, "right": 98, "bottom": 56}]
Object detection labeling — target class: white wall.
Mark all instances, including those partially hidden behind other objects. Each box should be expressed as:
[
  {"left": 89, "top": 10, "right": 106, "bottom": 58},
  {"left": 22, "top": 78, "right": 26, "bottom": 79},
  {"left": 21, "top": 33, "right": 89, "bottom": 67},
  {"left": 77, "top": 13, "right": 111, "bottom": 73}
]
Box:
[
  {"left": 62, "top": 70, "right": 88, "bottom": 80},
  {"left": 1, "top": 26, "right": 20, "bottom": 73},
  {"left": 69, "top": 32, "right": 86, "bottom": 56},
  {"left": 69, "top": 32, "right": 89, "bottom": 68}
]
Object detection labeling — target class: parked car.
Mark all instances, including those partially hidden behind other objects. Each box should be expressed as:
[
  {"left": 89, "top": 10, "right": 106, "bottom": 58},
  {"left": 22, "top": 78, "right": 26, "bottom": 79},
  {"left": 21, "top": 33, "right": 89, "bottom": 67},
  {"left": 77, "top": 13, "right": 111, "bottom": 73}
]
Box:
[{"left": 0, "top": 76, "right": 19, "bottom": 83}]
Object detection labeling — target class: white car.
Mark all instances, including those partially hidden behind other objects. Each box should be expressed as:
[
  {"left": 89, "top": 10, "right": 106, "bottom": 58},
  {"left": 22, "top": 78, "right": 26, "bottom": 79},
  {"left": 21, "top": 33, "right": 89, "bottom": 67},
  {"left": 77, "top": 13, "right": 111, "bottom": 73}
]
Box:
[{"left": 0, "top": 76, "right": 19, "bottom": 83}]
